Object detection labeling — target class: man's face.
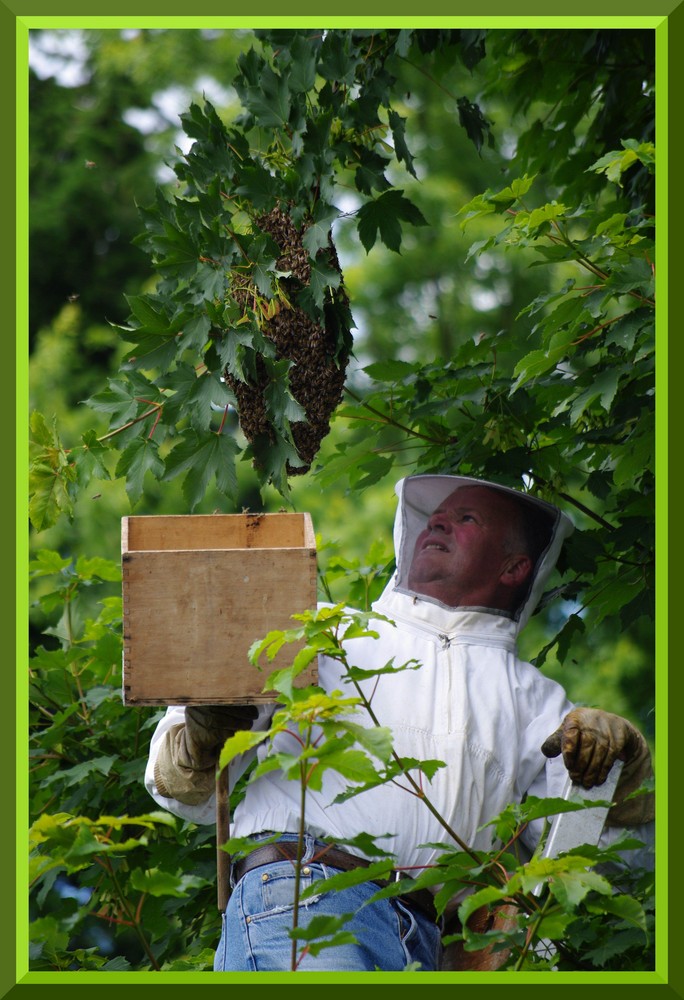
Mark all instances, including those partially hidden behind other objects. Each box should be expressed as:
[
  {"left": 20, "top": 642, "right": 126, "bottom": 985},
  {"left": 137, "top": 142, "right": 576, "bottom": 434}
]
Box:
[{"left": 407, "top": 486, "right": 530, "bottom": 610}]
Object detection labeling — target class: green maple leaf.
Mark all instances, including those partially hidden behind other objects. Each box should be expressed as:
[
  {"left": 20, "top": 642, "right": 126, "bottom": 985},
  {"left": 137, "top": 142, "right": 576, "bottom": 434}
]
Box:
[
  {"left": 307, "top": 259, "right": 342, "bottom": 310},
  {"left": 241, "top": 64, "right": 291, "bottom": 128},
  {"left": 302, "top": 203, "right": 341, "bottom": 256},
  {"left": 125, "top": 293, "right": 179, "bottom": 337},
  {"left": 263, "top": 359, "right": 307, "bottom": 427},
  {"left": 457, "top": 96, "right": 493, "bottom": 154},
  {"left": 115, "top": 438, "right": 164, "bottom": 506},
  {"left": 85, "top": 379, "right": 142, "bottom": 425},
  {"left": 286, "top": 35, "right": 318, "bottom": 93},
  {"left": 357, "top": 190, "right": 427, "bottom": 253},
  {"left": 186, "top": 371, "right": 234, "bottom": 432},
  {"left": 234, "top": 162, "right": 278, "bottom": 211},
  {"left": 74, "top": 430, "right": 111, "bottom": 488},
  {"left": 163, "top": 430, "right": 239, "bottom": 509},
  {"left": 29, "top": 462, "right": 74, "bottom": 531},
  {"left": 354, "top": 148, "right": 392, "bottom": 195},
  {"left": 388, "top": 109, "right": 416, "bottom": 177},
  {"left": 180, "top": 99, "right": 228, "bottom": 145}
]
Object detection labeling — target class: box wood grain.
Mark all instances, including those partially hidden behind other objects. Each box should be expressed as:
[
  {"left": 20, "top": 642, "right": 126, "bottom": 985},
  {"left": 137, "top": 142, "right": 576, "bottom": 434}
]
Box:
[{"left": 122, "top": 513, "right": 318, "bottom": 705}]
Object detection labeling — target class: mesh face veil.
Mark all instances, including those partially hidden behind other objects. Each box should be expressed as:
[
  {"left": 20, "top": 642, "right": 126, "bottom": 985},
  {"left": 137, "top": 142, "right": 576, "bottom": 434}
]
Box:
[{"left": 390, "top": 474, "right": 574, "bottom": 628}]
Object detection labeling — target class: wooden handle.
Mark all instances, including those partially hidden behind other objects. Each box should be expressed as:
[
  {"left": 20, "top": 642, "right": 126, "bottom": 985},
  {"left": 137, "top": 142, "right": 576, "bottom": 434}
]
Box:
[{"left": 216, "top": 767, "right": 231, "bottom": 912}]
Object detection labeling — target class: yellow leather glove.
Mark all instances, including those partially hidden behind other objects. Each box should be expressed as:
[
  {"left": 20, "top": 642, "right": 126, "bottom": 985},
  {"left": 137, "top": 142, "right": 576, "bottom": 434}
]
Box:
[
  {"left": 541, "top": 707, "right": 654, "bottom": 826},
  {"left": 154, "top": 705, "right": 258, "bottom": 806},
  {"left": 183, "top": 705, "right": 259, "bottom": 769}
]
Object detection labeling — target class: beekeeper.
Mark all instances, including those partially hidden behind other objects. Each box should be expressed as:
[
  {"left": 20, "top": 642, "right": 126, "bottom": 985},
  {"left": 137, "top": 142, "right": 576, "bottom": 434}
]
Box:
[{"left": 144, "top": 474, "right": 654, "bottom": 972}]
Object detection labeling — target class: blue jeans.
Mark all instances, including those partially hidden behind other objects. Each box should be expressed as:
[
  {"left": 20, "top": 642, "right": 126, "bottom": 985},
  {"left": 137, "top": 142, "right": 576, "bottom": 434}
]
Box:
[{"left": 214, "top": 833, "right": 442, "bottom": 972}]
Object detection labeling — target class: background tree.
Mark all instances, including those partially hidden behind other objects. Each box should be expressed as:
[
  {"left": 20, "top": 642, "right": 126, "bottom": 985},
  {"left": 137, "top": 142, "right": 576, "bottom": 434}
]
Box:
[{"left": 28, "top": 26, "right": 656, "bottom": 971}]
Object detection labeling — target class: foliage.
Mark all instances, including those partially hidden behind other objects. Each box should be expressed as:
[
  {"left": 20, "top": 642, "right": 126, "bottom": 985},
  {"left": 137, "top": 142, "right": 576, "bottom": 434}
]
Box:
[
  {"left": 316, "top": 536, "right": 395, "bottom": 610},
  {"left": 223, "top": 607, "right": 653, "bottom": 972},
  {"left": 28, "top": 555, "right": 221, "bottom": 970},
  {"left": 68, "top": 29, "right": 437, "bottom": 498},
  {"left": 326, "top": 139, "right": 656, "bottom": 662},
  {"left": 29, "top": 29, "right": 656, "bottom": 660},
  {"left": 29, "top": 563, "right": 654, "bottom": 973},
  {"left": 27, "top": 26, "right": 657, "bottom": 973},
  {"left": 312, "top": 28, "right": 656, "bottom": 671}
]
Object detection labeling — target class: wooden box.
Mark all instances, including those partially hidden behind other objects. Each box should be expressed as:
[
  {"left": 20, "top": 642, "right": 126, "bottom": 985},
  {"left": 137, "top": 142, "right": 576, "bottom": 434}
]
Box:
[{"left": 121, "top": 512, "right": 318, "bottom": 705}]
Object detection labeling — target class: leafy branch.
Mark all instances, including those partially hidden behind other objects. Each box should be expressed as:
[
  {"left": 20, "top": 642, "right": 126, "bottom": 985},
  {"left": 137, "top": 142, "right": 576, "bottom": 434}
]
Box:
[{"left": 216, "top": 605, "right": 652, "bottom": 970}]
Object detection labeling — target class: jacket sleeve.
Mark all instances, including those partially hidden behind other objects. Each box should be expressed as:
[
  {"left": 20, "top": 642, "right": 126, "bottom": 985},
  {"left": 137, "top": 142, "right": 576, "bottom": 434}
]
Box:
[{"left": 144, "top": 704, "right": 274, "bottom": 825}]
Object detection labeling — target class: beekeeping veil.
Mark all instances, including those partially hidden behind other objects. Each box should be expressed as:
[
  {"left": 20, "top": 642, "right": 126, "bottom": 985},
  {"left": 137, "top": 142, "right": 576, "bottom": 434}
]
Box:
[{"left": 387, "top": 474, "right": 575, "bottom": 630}]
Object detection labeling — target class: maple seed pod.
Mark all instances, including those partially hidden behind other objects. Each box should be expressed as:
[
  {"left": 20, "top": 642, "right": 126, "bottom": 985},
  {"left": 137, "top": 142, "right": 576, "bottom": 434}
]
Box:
[{"left": 225, "top": 206, "right": 351, "bottom": 475}]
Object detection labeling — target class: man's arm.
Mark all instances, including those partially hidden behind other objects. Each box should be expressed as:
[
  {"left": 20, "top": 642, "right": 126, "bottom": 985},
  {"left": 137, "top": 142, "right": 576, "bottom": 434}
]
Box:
[{"left": 541, "top": 707, "right": 654, "bottom": 826}]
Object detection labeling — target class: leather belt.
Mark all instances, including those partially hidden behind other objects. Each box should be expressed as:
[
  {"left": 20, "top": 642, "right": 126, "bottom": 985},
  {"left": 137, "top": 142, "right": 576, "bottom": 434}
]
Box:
[{"left": 232, "top": 842, "right": 436, "bottom": 922}]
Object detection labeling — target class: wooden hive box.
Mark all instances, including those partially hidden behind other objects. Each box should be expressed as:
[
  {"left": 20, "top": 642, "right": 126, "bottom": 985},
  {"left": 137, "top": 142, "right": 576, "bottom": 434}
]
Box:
[{"left": 121, "top": 512, "right": 318, "bottom": 705}]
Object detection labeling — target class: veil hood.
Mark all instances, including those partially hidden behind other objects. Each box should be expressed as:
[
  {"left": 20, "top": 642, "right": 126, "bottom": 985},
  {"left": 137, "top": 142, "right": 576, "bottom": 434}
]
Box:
[{"left": 387, "top": 474, "right": 574, "bottom": 632}]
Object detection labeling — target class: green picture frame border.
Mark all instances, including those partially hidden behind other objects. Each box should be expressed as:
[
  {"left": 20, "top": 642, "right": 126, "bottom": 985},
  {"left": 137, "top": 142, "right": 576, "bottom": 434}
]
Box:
[{"left": 8, "top": 2, "right": 677, "bottom": 994}]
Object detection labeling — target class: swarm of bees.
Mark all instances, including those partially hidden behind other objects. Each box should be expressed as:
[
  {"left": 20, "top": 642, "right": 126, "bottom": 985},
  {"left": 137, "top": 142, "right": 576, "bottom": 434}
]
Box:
[{"left": 224, "top": 205, "right": 350, "bottom": 475}]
